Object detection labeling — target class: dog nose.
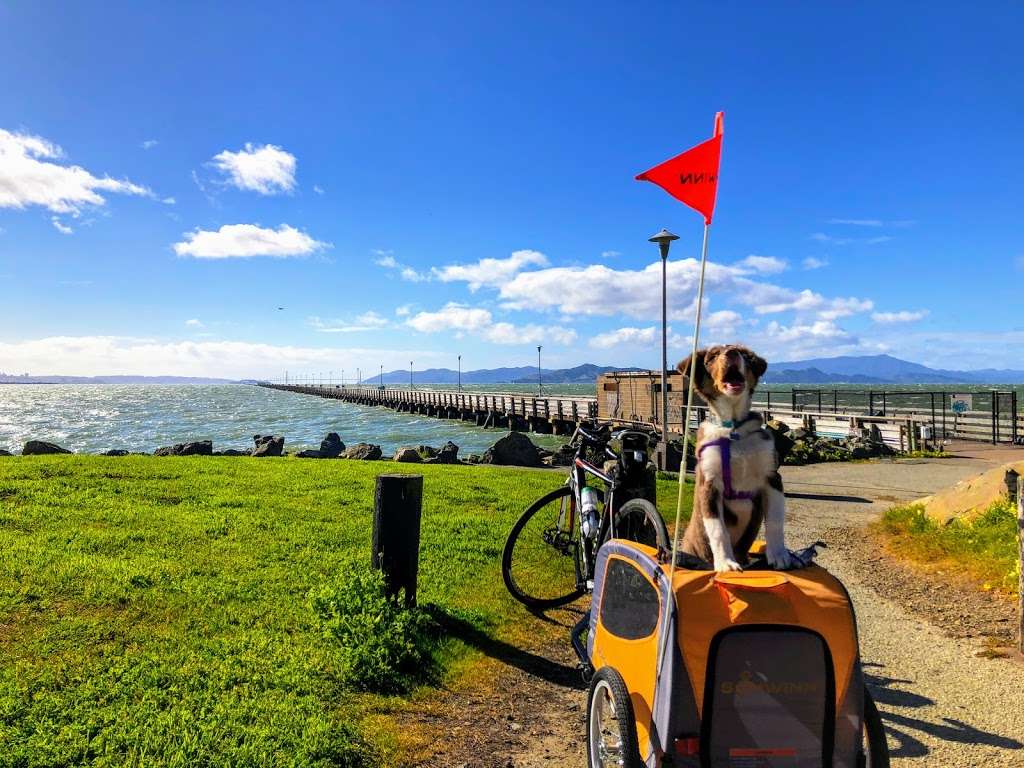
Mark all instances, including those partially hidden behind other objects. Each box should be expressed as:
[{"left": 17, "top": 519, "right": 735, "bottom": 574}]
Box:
[{"left": 725, "top": 348, "right": 740, "bottom": 360}]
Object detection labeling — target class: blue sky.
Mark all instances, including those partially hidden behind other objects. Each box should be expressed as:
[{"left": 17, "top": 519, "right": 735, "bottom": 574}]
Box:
[{"left": 1, "top": 2, "right": 1022, "bottom": 379}]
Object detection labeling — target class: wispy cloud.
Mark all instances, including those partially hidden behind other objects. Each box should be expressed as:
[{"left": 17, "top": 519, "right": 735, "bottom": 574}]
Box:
[
  {"left": 374, "top": 250, "right": 429, "bottom": 282},
  {"left": 51, "top": 217, "right": 73, "bottom": 235},
  {"left": 308, "top": 312, "right": 390, "bottom": 333},
  {"left": 173, "top": 223, "right": 329, "bottom": 259},
  {"left": 185, "top": 318, "right": 204, "bottom": 327},
  {"left": 802, "top": 256, "right": 828, "bottom": 270},
  {"left": 432, "top": 250, "right": 548, "bottom": 291},
  {"left": 736, "top": 254, "right": 787, "bottom": 274},
  {"left": 872, "top": 309, "right": 929, "bottom": 324},
  {"left": 600, "top": 250, "right": 621, "bottom": 259},
  {"left": 141, "top": 139, "right": 159, "bottom": 150}
]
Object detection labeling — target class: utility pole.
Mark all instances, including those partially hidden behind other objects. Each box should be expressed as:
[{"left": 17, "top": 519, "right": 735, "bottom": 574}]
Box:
[
  {"left": 458, "top": 355, "right": 462, "bottom": 392},
  {"left": 537, "top": 345, "right": 542, "bottom": 396}
]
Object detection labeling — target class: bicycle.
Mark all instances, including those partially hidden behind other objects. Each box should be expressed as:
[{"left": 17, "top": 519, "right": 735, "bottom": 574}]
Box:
[{"left": 501, "top": 422, "right": 670, "bottom": 610}]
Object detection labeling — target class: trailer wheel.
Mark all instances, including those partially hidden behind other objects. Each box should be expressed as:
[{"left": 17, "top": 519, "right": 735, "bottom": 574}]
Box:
[
  {"left": 586, "top": 667, "right": 643, "bottom": 768},
  {"left": 863, "top": 687, "right": 890, "bottom": 768}
]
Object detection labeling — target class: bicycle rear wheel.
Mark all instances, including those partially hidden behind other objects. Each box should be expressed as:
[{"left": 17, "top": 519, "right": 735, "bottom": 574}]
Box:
[
  {"left": 611, "top": 498, "right": 670, "bottom": 551},
  {"left": 502, "top": 486, "right": 587, "bottom": 609}
]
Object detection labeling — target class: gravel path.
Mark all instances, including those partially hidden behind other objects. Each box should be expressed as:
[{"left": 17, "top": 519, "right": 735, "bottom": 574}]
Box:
[{"left": 423, "top": 453, "right": 1024, "bottom": 767}]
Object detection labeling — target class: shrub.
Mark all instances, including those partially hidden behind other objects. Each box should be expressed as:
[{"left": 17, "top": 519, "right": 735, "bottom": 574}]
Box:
[
  {"left": 878, "top": 500, "right": 1019, "bottom": 593},
  {"left": 309, "top": 563, "right": 438, "bottom": 694}
]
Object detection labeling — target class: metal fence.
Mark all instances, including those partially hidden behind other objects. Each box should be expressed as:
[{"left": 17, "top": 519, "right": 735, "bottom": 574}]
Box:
[{"left": 782, "top": 388, "right": 1019, "bottom": 444}]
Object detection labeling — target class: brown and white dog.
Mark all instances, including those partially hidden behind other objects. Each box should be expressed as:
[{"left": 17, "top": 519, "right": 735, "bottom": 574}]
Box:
[{"left": 677, "top": 345, "right": 794, "bottom": 572}]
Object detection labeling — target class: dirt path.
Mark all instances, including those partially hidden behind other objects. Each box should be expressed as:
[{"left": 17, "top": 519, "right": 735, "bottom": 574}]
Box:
[{"left": 423, "top": 453, "right": 1024, "bottom": 767}]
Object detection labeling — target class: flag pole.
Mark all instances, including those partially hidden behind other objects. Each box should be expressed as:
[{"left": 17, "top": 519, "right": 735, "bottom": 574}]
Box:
[{"left": 668, "top": 220, "right": 711, "bottom": 586}]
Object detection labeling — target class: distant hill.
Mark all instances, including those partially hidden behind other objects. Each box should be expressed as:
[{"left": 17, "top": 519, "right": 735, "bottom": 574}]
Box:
[
  {"left": 763, "top": 354, "right": 1024, "bottom": 384},
  {"left": 378, "top": 363, "right": 644, "bottom": 385}
]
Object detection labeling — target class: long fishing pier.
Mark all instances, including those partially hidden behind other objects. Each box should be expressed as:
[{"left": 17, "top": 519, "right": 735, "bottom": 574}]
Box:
[{"left": 260, "top": 384, "right": 599, "bottom": 434}]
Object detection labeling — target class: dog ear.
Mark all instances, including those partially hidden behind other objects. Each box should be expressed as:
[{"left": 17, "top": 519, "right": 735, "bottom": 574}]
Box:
[
  {"left": 743, "top": 349, "right": 768, "bottom": 378},
  {"left": 677, "top": 349, "right": 709, "bottom": 389}
]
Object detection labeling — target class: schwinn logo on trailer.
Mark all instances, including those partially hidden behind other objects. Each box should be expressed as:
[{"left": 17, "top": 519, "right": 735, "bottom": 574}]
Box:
[{"left": 719, "top": 671, "right": 819, "bottom": 697}]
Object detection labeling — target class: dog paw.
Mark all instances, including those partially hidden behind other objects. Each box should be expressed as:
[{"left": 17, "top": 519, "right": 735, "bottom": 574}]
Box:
[
  {"left": 766, "top": 547, "right": 795, "bottom": 570},
  {"left": 715, "top": 558, "right": 744, "bottom": 572}
]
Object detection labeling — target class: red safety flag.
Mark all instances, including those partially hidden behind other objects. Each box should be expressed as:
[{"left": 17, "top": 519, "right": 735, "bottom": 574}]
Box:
[{"left": 635, "top": 111, "right": 724, "bottom": 225}]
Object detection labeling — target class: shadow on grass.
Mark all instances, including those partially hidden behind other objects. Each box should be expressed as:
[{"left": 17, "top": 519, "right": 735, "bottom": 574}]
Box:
[
  {"left": 864, "top": 663, "right": 1023, "bottom": 758},
  {"left": 785, "top": 492, "right": 872, "bottom": 503},
  {"left": 425, "top": 605, "right": 585, "bottom": 691}
]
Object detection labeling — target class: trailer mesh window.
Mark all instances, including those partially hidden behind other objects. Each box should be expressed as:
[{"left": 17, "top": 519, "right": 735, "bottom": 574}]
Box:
[{"left": 600, "top": 558, "right": 659, "bottom": 640}]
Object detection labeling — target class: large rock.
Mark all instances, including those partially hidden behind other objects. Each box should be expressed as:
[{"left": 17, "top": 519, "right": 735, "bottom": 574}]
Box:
[
  {"left": 101, "top": 449, "right": 130, "bottom": 457},
  {"left": 545, "top": 443, "right": 576, "bottom": 468},
  {"left": 252, "top": 435, "right": 284, "bottom": 457},
  {"left": 0, "top": 449, "right": 12, "bottom": 457},
  {"left": 393, "top": 446, "right": 422, "bottom": 463},
  {"left": 343, "top": 442, "right": 383, "bottom": 461},
  {"left": 416, "top": 444, "right": 438, "bottom": 459},
  {"left": 218, "top": 448, "right": 251, "bottom": 457},
  {"left": 23, "top": 440, "right": 71, "bottom": 455},
  {"left": 319, "top": 432, "right": 345, "bottom": 458},
  {"left": 436, "top": 441, "right": 460, "bottom": 464},
  {"left": 154, "top": 440, "right": 213, "bottom": 457},
  {"left": 763, "top": 422, "right": 795, "bottom": 463},
  {"left": 481, "top": 432, "right": 542, "bottom": 467},
  {"left": 295, "top": 449, "right": 323, "bottom": 459}
]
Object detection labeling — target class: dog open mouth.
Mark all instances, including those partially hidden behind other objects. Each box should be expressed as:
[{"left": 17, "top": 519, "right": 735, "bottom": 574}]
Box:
[{"left": 722, "top": 366, "right": 746, "bottom": 395}]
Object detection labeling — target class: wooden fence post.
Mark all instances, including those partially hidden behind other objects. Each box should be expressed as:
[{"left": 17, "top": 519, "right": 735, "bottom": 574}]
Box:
[
  {"left": 372, "top": 474, "right": 423, "bottom": 606},
  {"left": 1017, "top": 474, "right": 1023, "bottom": 655}
]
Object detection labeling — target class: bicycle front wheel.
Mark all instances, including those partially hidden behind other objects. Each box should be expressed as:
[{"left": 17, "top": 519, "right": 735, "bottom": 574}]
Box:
[
  {"left": 502, "top": 486, "right": 586, "bottom": 609},
  {"left": 611, "top": 498, "right": 670, "bottom": 551}
]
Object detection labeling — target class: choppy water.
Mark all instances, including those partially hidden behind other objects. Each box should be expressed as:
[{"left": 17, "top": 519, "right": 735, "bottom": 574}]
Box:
[{"left": 0, "top": 384, "right": 574, "bottom": 456}]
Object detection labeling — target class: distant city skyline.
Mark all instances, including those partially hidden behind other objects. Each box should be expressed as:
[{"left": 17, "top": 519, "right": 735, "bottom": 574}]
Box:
[{"left": 1, "top": 3, "right": 1022, "bottom": 378}]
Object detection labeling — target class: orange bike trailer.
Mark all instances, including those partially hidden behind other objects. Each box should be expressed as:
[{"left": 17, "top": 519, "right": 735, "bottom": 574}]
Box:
[{"left": 581, "top": 539, "right": 886, "bottom": 767}]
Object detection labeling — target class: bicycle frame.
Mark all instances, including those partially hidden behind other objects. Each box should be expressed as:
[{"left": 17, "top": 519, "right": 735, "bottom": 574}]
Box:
[{"left": 565, "top": 441, "right": 623, "bottom": 592}]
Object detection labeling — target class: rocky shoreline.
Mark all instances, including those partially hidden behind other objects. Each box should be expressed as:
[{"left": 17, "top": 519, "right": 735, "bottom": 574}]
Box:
[
  {"left": 0, "top": 431, "right": 577, "bottom": 468},
  {"left": 1, "top": 422, "right": 908, "bottom": 468}
]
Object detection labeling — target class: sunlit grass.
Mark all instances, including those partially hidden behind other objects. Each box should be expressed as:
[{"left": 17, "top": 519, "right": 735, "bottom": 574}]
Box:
[{"left": 0, "top": 455, "right": 689, "bottom": 766}]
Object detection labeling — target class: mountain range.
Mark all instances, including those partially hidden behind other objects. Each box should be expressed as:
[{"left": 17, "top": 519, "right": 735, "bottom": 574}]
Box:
[{"left": 5, "top": 355, "right": 1023, "bottom": 386}]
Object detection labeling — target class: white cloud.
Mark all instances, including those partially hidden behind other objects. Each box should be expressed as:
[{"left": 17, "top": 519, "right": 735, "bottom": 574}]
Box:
[
  {"left": 51, "top": 217, "right": 73, "bottom": 235},
  {"left": 374, "top": 250, "right": 429, "bottom": 282},
  {"left": 407, "top": 303, "right": 493, "bottom": 333},
  {"left": 395, "top": 304, "right": 413, "bottom": 317},
  {"left": 802, "top": 256, "right": 828, "bottom": 270},
  {"left": 308, "top": 311, "right": 390, "bottom": 333},
  {"left": 185, "top": 318, "right": 203, "bottom": 327},
  {"left": 374, "top": 253, "right": 397, "bottom": 268},
  {"left": 173, "top": 224, "right": 328, "bottom": 259},
  {"left": 0, "top": 335, "right": 446, "bottom": 379},
  {"left": 704, "top": 309, "right": 743, "bottom": 329},
  {"left": 313, "top": 184, "right": 325, "bottom": 195},
  {"left": 600, "top": 250, "right": 621, "bottom": 259},
  {"left": 590, "top": 326, "right": 657, "bottom": 349},
  {"left": 872, "top": 309, "right": 929, "bottom": 324},
  {"left": 736, "top": 254, "right": 787, "bottom": 274},
  {"left": 406, "top": 302, "right": 575, "bottom": 346},
  {"left": 817, "top": 297, "right": 874, "bottom": 321},
  {"left": 864, "top": 236, "right": 892, "bottom": 244},
  {"left": 141, "top": 139, "right": 159, "bottom": 150},
  {"left": 210, "top": 143, "right": 296, "bottom": 195},
  {"left": 400, "top": 267, "right": 428, "bottom": 282},
  {"left": 0, "top": 128, "right": 150, "bottom": 215},
  {"left": 432, "top": 250, "right": 548, "bottom": 291},
  {"left": 162, "top": 197, "right": 176, "bottom": 205},
  {"left": 810, "top": 232, "right": 891, "bottom": 246},
  {"left": 763, "top": 319, "right": 853, "bottom": 344}
]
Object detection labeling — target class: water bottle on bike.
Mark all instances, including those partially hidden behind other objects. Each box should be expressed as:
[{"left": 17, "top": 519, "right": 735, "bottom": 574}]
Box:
[{"left": 580, "top": 486, "right": 601, "bottom": 539}]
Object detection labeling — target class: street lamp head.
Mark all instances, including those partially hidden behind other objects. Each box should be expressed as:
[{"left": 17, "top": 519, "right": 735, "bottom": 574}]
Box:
[{"left": 648, "top": 228, "right": 680, "bottom": 259}]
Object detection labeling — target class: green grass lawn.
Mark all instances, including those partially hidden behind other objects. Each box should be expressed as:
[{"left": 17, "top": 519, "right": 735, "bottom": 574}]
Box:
[
  {"left": 876, "top": 500, "right": 1020, "bottom": 595},
  {"left": 0, "top": 456, "right": 690, "bottom": 767}
]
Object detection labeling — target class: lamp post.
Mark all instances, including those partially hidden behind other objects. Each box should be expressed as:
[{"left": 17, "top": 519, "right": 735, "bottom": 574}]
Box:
[
  {"left": 458, "top": 355, "right": 462, "bottom": 392},
  {"left": 380, "top": 364, "right": 383, "bottom": 388},
  {"left": 357, "top": 367, "right": 361, "bottom": 385},
  {"left": 341, "top": 368, "right": 345, "bottom": 388},
  {"left": 409, "top": 361, "right": 413, "bottom": 390},
  {"left": 649, "top": 228, "right": 679, "bottom": 445},
  {"left": 537, "top": 345, "right": 543, "bottom": 396}
]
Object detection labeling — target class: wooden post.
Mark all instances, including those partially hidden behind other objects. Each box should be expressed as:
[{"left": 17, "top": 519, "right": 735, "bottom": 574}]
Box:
[
  {"left": 1018, "top": 474, "right": 1023, "bottom": 655},
  {"left": 372, "top": 474, "right": 423, "bottom": 606}
]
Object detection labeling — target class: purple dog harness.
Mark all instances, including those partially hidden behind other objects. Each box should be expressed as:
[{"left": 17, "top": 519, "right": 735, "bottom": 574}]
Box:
[{"left": 697, "top": 435, "right": 758, "bottom": 501}]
